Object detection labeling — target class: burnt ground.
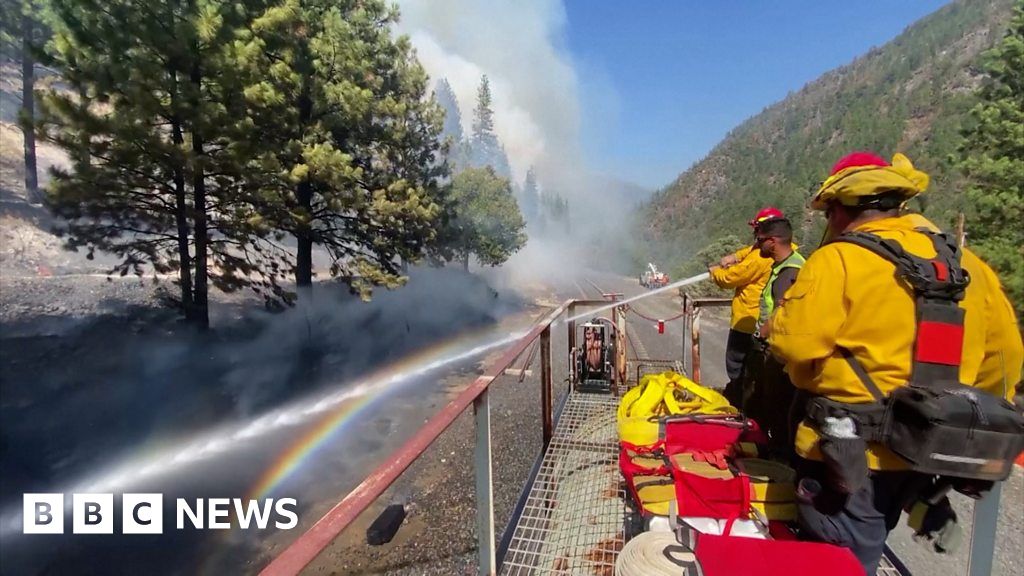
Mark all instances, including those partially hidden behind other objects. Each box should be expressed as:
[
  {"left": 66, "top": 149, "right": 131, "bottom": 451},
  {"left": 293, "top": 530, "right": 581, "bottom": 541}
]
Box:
[{"left": 0, "top": 266, "right": 528, "bottom": 575}]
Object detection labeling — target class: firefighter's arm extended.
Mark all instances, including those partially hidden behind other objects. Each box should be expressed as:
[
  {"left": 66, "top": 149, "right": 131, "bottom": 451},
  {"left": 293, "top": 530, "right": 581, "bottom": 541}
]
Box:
[
  {"left": 973, "top": 258, "right": 1024, "bottom": 403},
  {"left": 718, "top": 245, "right": 751, "bottom": 268},
  {"left": 769, "top": 248, "right": 848, "bottom": 390},
  {"left": 709, "top": 246, "right": 763, "bottom": 288}
]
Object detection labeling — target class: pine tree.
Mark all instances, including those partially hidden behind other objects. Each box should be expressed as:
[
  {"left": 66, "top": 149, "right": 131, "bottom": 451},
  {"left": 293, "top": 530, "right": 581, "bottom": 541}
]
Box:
[
  {"left": 538, "top": 187, "right": 569, "bottom": 235},
  {"left": 447, "top": 167, "right": 526, "bottom": 269},
  {"left": 435, "top": 78, "right": 463, "bottom": 143},
  {"left": 433, "top": 77, "right": 469, "bottom": 173},
  {"left": 1, "top": 0, "right": 49, "bottom": 204},
  {"left": 471, "top": 75, "right": 494, "bottom": 142},
  {"left": 468, "top": 75, "right": 512, "bottom": 179},
  {"left": 39, "top": 0, "right": 288, "bottom": 328},
  {"left": 520, "top": 167, "right": 539, "bottom": 224},
  {"left": 240, "top": 0, "right": 447, "bottom": 295},
  {"left": 957, "top": 0, "right": 1024, "bottom": 318}
]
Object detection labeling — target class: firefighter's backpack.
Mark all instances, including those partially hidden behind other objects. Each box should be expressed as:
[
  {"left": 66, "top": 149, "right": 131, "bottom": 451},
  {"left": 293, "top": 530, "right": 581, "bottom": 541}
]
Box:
[{"left": 822, "top": 230, "right": 1024, "bottom": 481}]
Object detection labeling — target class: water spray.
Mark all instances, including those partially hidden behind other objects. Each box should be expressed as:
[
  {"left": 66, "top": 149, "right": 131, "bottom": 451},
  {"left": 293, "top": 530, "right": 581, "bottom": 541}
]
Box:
[
  {"left": 0, "top": 329, "right": 525, "bottom": 537},
  {"left": 1, "top": 271, "right": 714, "bottom": 536},
  {"left": 565, "top": 272, "right": 711, "bottom": 323}
]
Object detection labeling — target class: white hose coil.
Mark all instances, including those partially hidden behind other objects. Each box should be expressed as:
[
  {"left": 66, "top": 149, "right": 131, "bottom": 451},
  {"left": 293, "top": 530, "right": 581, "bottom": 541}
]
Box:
[{"left": 615, "top": 531, "right": 701, "bottom": 576}]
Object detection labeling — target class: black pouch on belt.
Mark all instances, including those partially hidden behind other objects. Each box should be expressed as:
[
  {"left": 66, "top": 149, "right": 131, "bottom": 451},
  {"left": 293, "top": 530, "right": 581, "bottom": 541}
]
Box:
[
  {"left": 818, "top": 433, "right": 869, "bottom": 495},
  {"left": 805, "top": 398, "right": 873, "bottom": 495}
]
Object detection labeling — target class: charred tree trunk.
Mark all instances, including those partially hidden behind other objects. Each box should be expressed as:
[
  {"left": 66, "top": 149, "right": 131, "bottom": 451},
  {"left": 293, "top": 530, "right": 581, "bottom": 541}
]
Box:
[
  {"left": 169, "top": 70, "right": 194, "bottom": 321},
  {"left": 190, "top": 61, "right": 209, "bottom": 330},
  {"left": 295, "top": 179, "right": 313, "bottom": 287},
  {"left": 21, "top": 13, "right": 39, "bottom": 204},
  {"left": 294, "top": 68, "right": 314, "bottom": 288}
]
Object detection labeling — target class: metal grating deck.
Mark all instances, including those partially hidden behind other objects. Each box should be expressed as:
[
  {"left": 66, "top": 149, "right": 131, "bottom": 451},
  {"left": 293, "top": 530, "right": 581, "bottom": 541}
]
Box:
[
  {"left": 501, "top": 392, "right": 625, "bottom": 575},
  {"left": 498, "top": 390, "right": 906, "bottom": 576},
  {"left": 878, "top": 552, "right": 902, "bottom": 576}
]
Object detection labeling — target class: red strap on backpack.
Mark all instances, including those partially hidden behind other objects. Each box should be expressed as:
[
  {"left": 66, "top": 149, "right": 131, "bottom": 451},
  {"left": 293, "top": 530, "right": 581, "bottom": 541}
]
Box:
[{"left": 915, "top": 321, "right": 964, "bottom": 366}]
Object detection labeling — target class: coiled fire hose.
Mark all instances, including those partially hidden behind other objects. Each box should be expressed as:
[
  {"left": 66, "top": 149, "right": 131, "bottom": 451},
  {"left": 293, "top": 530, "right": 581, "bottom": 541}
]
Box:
[{"left": 615, "top": 531, "right": 703, "bottom": 576}]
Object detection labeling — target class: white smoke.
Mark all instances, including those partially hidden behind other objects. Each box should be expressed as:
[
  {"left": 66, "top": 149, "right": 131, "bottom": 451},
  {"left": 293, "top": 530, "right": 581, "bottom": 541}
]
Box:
[
  {"left": 394, "top": 0, "right": 583, "bottom": 185},
  {"left": 394, "top": 1, "right": 649, "bottom": 279}
]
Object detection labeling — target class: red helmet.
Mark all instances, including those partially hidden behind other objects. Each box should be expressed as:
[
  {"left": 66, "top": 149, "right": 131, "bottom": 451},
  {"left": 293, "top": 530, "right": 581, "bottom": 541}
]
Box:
[
  {"left": 829, "top": 151, "right": 889, "bottom": 176},
  {"left": 748, "top": 207, "right": 784, "bottom": 228}
]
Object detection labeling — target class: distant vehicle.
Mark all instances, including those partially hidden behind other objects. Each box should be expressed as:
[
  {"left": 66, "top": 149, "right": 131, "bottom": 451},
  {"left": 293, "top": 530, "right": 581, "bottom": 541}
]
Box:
[{"left": 639, "top": 262, "right": 669, "bottom": 289}]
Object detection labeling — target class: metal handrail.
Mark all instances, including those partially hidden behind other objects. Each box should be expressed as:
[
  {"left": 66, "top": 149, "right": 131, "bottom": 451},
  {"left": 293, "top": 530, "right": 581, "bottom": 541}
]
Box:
[
  {"left": 681, "top": 294, "right": 731, "bottom": 383},
  {"left": 260, "top": 299, "right": 611, "bottom": 576}
]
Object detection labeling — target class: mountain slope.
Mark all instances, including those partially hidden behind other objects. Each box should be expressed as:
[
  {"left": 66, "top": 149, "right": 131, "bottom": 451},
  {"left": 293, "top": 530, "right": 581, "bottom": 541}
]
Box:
[{"left": 642, "top": 0, "right": 1015, "bottom": 267}]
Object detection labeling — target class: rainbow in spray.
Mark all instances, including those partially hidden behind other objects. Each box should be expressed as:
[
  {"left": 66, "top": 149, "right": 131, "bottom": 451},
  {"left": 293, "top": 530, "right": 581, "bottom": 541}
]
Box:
[
  {"left": 247, "top": 326, "right": 525, "bottom": 499},
  {"left": 0, "top": 325, "right": 527, "bottom": 540}
]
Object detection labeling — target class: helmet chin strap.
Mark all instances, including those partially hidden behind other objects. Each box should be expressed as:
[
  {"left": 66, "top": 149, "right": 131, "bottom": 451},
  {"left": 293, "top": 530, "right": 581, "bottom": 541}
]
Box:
[{"left": 818, "top": 223, "right": 833, "bottom": 248}]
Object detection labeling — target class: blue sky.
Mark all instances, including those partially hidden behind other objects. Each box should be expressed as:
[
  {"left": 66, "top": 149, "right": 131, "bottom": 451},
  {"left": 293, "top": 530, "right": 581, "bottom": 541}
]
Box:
[{"left": 563, "top": 1, "right": 951, "bottom": 190}]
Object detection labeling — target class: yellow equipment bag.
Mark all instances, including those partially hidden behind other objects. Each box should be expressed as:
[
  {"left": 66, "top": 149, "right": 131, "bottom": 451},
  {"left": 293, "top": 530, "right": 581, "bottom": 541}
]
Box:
[
  {"left": 633, "top": 474, "right": 677, "bottom": 516},
  {"left": 737, "top": 458, "right": 798, "bottom": 521},
  {"left": 618, "top": 372, "right": 737, "bottom": 447}
]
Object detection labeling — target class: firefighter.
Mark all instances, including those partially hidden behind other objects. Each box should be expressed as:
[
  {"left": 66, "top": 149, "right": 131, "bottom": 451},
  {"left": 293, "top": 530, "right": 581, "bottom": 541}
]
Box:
[
  {"left": 708, "top": 207, "right": 784, "bottom": 407},
  {"left": 768, "top": 152, "right": 1024, "bottom": 574},
  {"left": 739, "top": 217, "right": 804, "bottom": 458}
]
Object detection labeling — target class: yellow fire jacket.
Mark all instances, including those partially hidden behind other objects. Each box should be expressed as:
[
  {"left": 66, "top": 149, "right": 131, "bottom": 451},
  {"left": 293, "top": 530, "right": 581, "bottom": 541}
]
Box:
[
  {"left": 711, "top": 245, "right": 772, "bottom": 334},
  {"left": 769, "top": 214, "right": 1024, "bottom": 470}
]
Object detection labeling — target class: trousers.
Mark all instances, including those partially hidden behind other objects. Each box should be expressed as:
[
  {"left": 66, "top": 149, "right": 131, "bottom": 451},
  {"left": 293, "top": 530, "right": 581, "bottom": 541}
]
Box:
[
  {"left": 738, "top": 343, "right": 798, "bottom": 458},
  {"left": 795, "top": 459, "right": 928, "bottom": 575},
  {"left": 722, "top": 329, "right": 754, "bottom": 406}
]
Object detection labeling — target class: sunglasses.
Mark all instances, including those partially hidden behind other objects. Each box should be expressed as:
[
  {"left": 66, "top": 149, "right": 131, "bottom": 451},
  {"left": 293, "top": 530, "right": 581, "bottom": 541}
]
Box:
[{"left": 754, "top": 236, "right": 774, "bottom": 246}]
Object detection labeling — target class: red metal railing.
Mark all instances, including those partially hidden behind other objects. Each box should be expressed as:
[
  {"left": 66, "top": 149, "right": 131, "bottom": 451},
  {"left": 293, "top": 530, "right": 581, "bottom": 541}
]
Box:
[
  {"left": 260, "top": 299, "right": 610, "bottom": 576},
  {"left": 680, "top": 294, "right": 730, "bottom": 384}
]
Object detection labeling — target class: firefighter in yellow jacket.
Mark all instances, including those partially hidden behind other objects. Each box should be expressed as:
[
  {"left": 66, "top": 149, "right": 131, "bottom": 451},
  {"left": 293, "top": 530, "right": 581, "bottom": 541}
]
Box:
[
  {"left": 709, "top": 207, "right": 784, "bottom": 406},
  {"left": 768, "top": 152, "right": 1024, "bottom": 574}
]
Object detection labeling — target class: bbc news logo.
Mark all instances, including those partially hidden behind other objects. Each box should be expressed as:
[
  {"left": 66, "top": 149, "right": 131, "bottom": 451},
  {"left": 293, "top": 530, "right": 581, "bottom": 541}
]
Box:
[{"left": 24, "top": 494, "right": 298, "bottom": 534}]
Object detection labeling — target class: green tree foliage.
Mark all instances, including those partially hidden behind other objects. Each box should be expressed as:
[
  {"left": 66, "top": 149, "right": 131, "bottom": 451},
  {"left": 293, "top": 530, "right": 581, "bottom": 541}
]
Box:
[
  {"left": 641, "top": 0, "right": 1015, "bottom": 281},
  {"left": 674, "top": 234, "right": 745, "bottom": 298},
  {"left": 38, "top": 0, "right": 290, "bottom": 328},
  {"left": 468, "top": 75, "right": 511, "bottom": 179},
  {"left": 538, "top": 187, "right": 569, "bottom": 233},
  {"left": 446, "top": 167, "right": 526, "bottom": 269},
  {"left": 957, "top": 0, "right": 1024, "bottom": 317},
  {"left": 434, "top": 77, "right": 470, "bottom": 173},
  {"left": 435, "top": 78, "right": 462, "bottom": 142},
  {"left": 239, "top": 0, "right": 447, "bottom": 295}
]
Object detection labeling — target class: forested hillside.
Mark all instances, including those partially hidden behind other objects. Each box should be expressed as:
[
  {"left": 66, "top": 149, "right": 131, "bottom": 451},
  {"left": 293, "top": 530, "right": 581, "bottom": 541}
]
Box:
[{"left": 642, "top": 0, "right": 1015, "bottom": 269}]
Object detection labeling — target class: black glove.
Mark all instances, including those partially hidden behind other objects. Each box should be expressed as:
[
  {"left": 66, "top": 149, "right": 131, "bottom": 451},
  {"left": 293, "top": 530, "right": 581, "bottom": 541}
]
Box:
[
  {"left": 818, "top": 434, "right": 868, "bottom": 495},
  {"left": 907, "top": 496, "right": 962, "bottom": 554}
]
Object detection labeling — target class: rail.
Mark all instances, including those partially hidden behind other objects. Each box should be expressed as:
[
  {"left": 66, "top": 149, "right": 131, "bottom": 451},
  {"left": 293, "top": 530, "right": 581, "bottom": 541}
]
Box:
[
  {"left": 680, "top": 294, "right": 730, "bottom": 384},
  {"left": 260, "top": 298, "right": 609, "bottom": 576}
]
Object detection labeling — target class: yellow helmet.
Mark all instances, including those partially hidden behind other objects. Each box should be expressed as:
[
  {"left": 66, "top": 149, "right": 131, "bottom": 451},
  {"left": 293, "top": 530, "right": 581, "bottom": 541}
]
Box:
[{"left": 811, "top": 152, "right": 929, "bottom": 210}]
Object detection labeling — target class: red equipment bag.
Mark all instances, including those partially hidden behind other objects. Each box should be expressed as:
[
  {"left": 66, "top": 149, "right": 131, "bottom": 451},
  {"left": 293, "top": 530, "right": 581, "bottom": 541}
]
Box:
[
  {"left": 669, "top": 453, "right": 750, "bottom": 520},
  {"left": 620, "top": 414, "right": 769, "bottom": 517},
  {"left": 661, "top": 414, "right": 765, "bottom": 520},
  {"left": 693, "top": 532, "right": 863, "bottom": 575},
  {"left": 620, "top": 442, "right": 673, "bottom": 515},
  {"left": 661, "top": 413, "right": 765, "bottom": 454}
]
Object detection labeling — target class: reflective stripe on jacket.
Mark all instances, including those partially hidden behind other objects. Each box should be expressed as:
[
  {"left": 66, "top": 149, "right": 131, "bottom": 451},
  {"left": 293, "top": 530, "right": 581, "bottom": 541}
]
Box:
[
  {"left": 758, "top": 250, "right": 805, "bottom": 329},
  {"left": 768, "top": 214, "right": 1024, "bottom": 470}
]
